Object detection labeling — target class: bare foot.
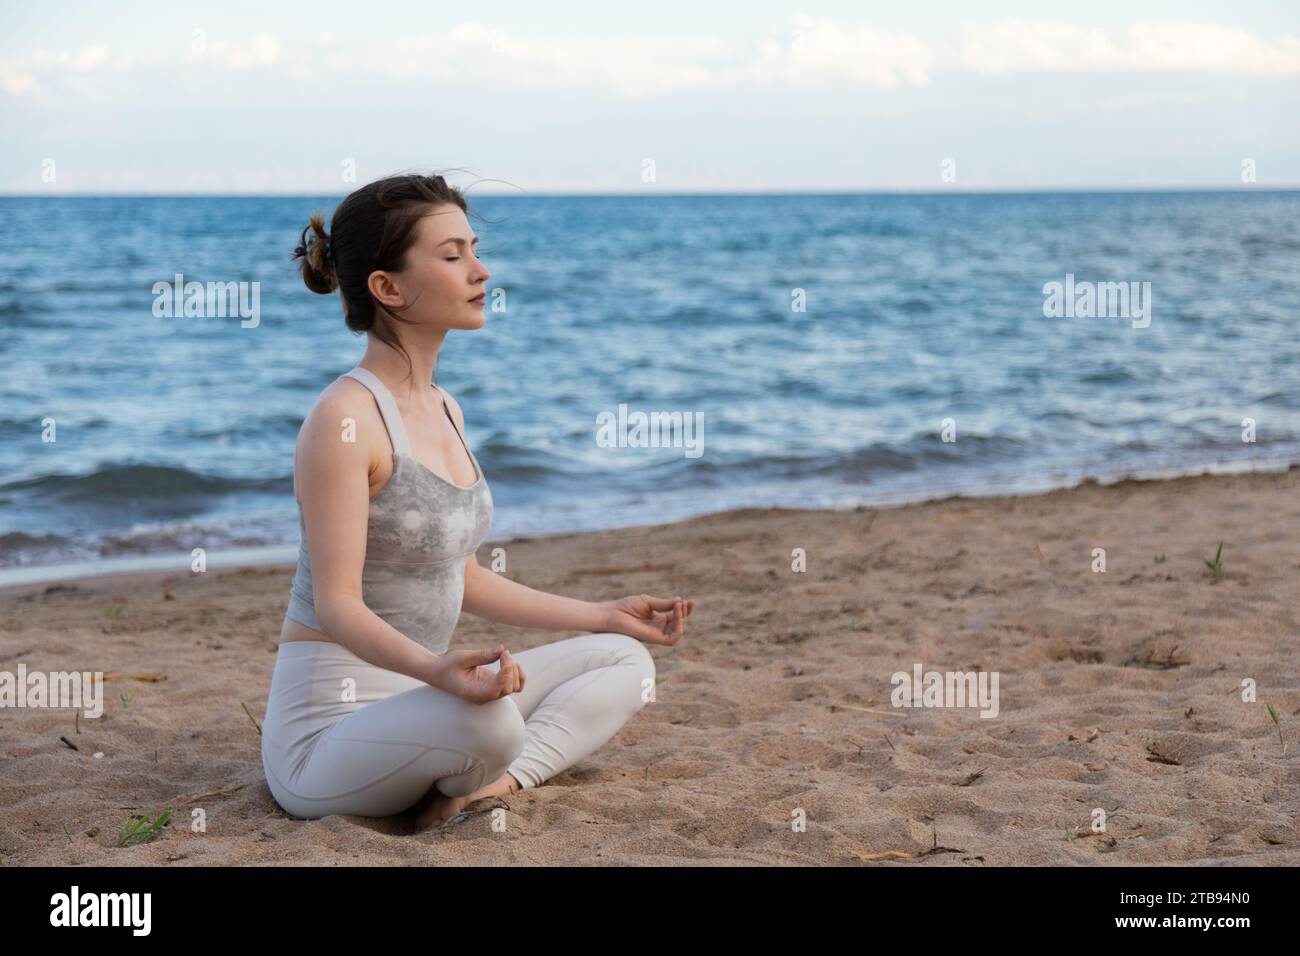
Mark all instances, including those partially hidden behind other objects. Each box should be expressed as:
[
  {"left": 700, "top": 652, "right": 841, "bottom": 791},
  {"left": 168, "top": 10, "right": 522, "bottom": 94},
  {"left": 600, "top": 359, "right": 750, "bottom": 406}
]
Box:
[
  {"left": 413, "top": 773, "right": 521, "bottom": 831},
  {"left": 463, "top": 772, "right": 523, "bottom": 804},
  {"left": 414, "top": 791, "right": 469, "bottom": 830}
]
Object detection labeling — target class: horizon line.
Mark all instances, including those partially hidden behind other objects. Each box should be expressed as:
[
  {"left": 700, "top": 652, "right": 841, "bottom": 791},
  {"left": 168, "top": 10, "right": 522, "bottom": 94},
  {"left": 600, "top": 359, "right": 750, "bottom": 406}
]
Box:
[{"left": 2, "top": 184, "right": 1298, "bottom": 199}]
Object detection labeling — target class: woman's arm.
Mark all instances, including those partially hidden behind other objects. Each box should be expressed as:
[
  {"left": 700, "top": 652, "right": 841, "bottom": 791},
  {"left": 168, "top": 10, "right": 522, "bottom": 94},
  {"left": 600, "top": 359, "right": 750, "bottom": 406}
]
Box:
[
  {"left": 300, "top": 384, "right": 523, "bottom": 702},
  {"left": 444, "top": 387, "right": 694, "bottom": 644},
  {"left": 440, "top": 386, "right": 614, "bottom": 633},
  {"left": 298, "top": 382, "right": 450, "bottom": 687},
  {"left": 460, "top": 556, "right": 613, "bottom": 632}
]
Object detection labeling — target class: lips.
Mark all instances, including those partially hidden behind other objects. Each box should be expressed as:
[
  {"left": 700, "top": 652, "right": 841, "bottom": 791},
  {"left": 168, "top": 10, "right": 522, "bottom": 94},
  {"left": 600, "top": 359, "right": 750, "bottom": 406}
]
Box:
[{"left": 469, "top": 293, "right": 485, "bottom": 303}]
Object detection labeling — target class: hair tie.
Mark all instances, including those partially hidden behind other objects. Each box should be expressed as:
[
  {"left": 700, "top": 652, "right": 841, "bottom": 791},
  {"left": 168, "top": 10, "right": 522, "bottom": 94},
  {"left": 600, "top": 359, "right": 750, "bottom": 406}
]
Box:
[{"left": 323, "top": 238, "right": 335, "bottom": 267}]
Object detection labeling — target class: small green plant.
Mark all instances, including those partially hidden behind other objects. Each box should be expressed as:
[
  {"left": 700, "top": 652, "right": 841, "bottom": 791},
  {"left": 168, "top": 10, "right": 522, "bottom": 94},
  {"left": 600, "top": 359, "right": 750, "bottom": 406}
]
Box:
[
  {"left": 1154, "top": 553, "right": 1166, "bottom": 563},
  {"left": 1204, "top": 542, "right": 1224, "bottom": 579},
  {"left": 106, "top": 604, "right": 127, "bottom": 618},
  {"left": 1065, "top": 827, "right": 1075, "bottom": 842},
  {"left": 240, "top": 700, "right": 262, "bottom": 735},
  {"left": 117, "top": 810, "right": 172, "bottom": 847},
  {"left": 1267, "top": 703, "right": 1286, "bottom": 753},
  {"left": 119, "top": 691, "right": 134, "bottom": 708}
]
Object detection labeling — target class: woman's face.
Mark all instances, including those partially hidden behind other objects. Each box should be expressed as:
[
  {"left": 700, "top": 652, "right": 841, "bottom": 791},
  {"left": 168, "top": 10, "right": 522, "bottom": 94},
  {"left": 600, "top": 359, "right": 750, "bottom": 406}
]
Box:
[{"left": 374, "top": 203, "right": 490, "bottom": 330}]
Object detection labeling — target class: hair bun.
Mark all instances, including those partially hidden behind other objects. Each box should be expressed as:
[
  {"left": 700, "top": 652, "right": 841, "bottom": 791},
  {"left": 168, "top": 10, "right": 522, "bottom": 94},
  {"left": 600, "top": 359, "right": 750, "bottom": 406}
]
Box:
[{"left": 292, "top": 212, "right": 338, "bottom": 294}]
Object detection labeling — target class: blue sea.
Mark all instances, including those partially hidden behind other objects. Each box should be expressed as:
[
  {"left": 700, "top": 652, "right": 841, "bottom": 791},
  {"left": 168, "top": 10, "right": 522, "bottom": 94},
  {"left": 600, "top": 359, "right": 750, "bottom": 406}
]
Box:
[{"left": 2, "top": 191, "right": 1298, "bottom": 581}]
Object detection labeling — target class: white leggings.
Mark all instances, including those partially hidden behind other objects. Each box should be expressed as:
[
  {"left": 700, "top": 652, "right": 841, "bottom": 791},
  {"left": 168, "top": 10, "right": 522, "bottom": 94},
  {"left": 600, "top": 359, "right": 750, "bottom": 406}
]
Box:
[{"left": 261, "top": 633, "right": 656, "bottom": 819}]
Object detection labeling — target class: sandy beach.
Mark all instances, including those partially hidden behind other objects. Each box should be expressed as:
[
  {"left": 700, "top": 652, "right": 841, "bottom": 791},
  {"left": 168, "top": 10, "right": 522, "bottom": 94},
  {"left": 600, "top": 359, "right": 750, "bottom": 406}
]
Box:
[{"left": 1, "top": 468, "right": 1297, "bottom": 866}]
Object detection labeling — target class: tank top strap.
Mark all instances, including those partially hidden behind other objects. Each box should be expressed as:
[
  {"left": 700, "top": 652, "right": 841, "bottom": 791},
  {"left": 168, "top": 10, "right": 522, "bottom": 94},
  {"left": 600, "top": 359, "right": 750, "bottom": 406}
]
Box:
[
  {"left": 434, "top": 384, "right": 480, "bottom": 468},
  {"left": 342, "top": 366, "right": 412, "bottom": 457}
]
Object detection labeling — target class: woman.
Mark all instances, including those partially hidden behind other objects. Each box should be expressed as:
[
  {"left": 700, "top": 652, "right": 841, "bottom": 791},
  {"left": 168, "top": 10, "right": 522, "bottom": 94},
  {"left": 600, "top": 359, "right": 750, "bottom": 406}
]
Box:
[{"left": 262, "top": 172, "right": 694, "bottom": 830}]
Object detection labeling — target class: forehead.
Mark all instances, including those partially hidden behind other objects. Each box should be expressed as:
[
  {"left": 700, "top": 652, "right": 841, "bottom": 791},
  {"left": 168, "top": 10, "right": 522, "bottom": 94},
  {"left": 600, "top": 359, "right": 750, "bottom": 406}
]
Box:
[{"left": 416, "top": 205, "right": 473, "bottom": 243}]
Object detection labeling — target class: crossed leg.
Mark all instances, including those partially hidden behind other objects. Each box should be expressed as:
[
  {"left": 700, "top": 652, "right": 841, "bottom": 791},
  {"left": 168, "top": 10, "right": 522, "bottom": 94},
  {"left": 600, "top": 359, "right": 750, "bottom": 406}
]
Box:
[{"left": 415, "top": 632, "right": 656, "bottom": 826}]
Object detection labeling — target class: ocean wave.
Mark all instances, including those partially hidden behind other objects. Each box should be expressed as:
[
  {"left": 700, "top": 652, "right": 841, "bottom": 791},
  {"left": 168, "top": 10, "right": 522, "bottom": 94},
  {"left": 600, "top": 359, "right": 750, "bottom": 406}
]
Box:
[{"left": 2, "top": 463, "right": 289, "bottom": 500}]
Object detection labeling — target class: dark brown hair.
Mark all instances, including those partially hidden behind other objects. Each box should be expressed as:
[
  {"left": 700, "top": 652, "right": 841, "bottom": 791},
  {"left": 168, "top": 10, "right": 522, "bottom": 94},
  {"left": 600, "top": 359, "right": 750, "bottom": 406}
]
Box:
[{"left": 292, "top": 171, "right": 473, "bottom": 382}]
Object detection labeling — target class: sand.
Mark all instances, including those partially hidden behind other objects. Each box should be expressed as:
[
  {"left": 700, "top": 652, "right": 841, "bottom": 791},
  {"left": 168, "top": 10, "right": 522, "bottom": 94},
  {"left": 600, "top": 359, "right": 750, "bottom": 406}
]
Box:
[{"left": 1, "top": 468, "right": 1297, "bottom": 866}]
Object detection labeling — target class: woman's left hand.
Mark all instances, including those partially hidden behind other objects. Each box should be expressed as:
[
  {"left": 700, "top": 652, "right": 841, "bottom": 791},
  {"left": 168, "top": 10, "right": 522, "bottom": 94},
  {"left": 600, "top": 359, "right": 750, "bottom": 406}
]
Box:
[{"left": 602, "top": 594, "right": 693, "bottom": 646}]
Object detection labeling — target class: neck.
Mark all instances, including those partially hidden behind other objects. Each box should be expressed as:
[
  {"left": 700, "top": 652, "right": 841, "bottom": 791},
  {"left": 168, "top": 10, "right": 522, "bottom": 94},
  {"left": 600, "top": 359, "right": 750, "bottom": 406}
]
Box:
[{"left": 359, "top": 329, "right": 446, "bottom": 400}]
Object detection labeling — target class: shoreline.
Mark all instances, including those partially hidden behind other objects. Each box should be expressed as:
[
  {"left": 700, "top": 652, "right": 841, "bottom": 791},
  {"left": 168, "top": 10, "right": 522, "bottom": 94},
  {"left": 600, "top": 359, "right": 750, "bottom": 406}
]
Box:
[{"left": 4, "top": 456, "right": 1297, "bottom": 593}]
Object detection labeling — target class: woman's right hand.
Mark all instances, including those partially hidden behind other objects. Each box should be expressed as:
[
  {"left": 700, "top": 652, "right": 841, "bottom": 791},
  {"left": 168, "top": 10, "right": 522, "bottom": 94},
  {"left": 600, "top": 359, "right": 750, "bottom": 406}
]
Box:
[{"left": 431, "top": 645, "right": 525, "bottom": 703}]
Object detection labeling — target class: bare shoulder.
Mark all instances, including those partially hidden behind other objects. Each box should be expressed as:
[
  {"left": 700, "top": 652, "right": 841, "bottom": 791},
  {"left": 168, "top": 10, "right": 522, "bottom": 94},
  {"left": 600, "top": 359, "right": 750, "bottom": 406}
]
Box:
[
  {"left": 306, "top": 375, "right": 379, "bottom": 428},
  {"left": 297, "top": 375, "right": 383, "bottom": 459}
]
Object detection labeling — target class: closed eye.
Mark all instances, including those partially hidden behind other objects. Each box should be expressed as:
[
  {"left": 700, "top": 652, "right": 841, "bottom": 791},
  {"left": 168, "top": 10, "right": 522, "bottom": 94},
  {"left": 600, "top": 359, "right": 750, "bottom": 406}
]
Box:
[{"left": 443, "top": 236, "right": 481, "bottom": 262}]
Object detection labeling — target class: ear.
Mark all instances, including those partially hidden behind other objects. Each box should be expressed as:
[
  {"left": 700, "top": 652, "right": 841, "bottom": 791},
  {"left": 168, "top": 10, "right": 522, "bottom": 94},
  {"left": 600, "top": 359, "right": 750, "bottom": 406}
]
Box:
[{"left": 367, "top": 269, "right": 406, "bottom": 310}]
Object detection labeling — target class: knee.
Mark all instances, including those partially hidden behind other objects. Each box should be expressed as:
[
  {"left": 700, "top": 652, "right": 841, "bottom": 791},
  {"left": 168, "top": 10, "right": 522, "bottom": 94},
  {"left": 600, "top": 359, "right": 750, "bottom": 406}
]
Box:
[
  {"left": 615, "top": 635, "right": 656, "bottom": 712},
  {"left": 474, "top": 696, "right": 527, "bottom": 767}
]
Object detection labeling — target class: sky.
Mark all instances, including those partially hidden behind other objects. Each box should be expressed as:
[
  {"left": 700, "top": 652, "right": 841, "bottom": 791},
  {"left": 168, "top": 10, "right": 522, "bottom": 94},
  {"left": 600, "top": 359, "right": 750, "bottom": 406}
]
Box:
[{"left": 2, "top": 0, "right": 1298, "bottom": 193}]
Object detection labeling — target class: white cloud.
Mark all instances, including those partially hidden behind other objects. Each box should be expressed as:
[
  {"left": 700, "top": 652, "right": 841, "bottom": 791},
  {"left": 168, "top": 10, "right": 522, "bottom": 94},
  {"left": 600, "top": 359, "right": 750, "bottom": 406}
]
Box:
[
  {"left": 52, "top": 46, "right": 109, "bottom": 71},
  {"left": 343, "top": 16, "right": 935, "bottom": 95},
  {"left": 960, "top": 19, "right": 1300, "bottom": 75},
  {"left": 2, "top": 18, "right": 1297, "bottom": 102},
  {"left": 0, "top": 62, "right": 38, "bottom": 95},
  {"left": 365, "top": 22, "right": 737, "bottom": 96},
  {"left": 212, "top": 32, "right": 282, "bottom": 69},
  {"left": 251, "top": 33, "right": 281, "bottom": 64},
  {"left": 0, "top": 45, "right": 108, "bottom": 96},
  {"left": 331, "top": 17, "right": 1300, "bottom": 92},
  {"left": 782, "top": 15, "right": 933, "bottom": 88}
]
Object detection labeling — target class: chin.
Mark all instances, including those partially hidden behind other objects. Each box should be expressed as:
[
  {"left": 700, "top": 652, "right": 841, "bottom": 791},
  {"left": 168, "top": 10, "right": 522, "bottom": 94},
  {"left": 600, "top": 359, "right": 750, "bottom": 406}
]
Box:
[{"left": 431, "top": 314, "right": 485, "bottom": 333}]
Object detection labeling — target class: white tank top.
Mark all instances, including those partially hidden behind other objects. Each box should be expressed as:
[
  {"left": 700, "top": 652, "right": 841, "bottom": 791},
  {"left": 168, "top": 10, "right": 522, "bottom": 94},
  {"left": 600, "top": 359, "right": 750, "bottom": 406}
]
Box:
[{"left": 285, "top": 366, "right": 493, "bottom": 654}]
